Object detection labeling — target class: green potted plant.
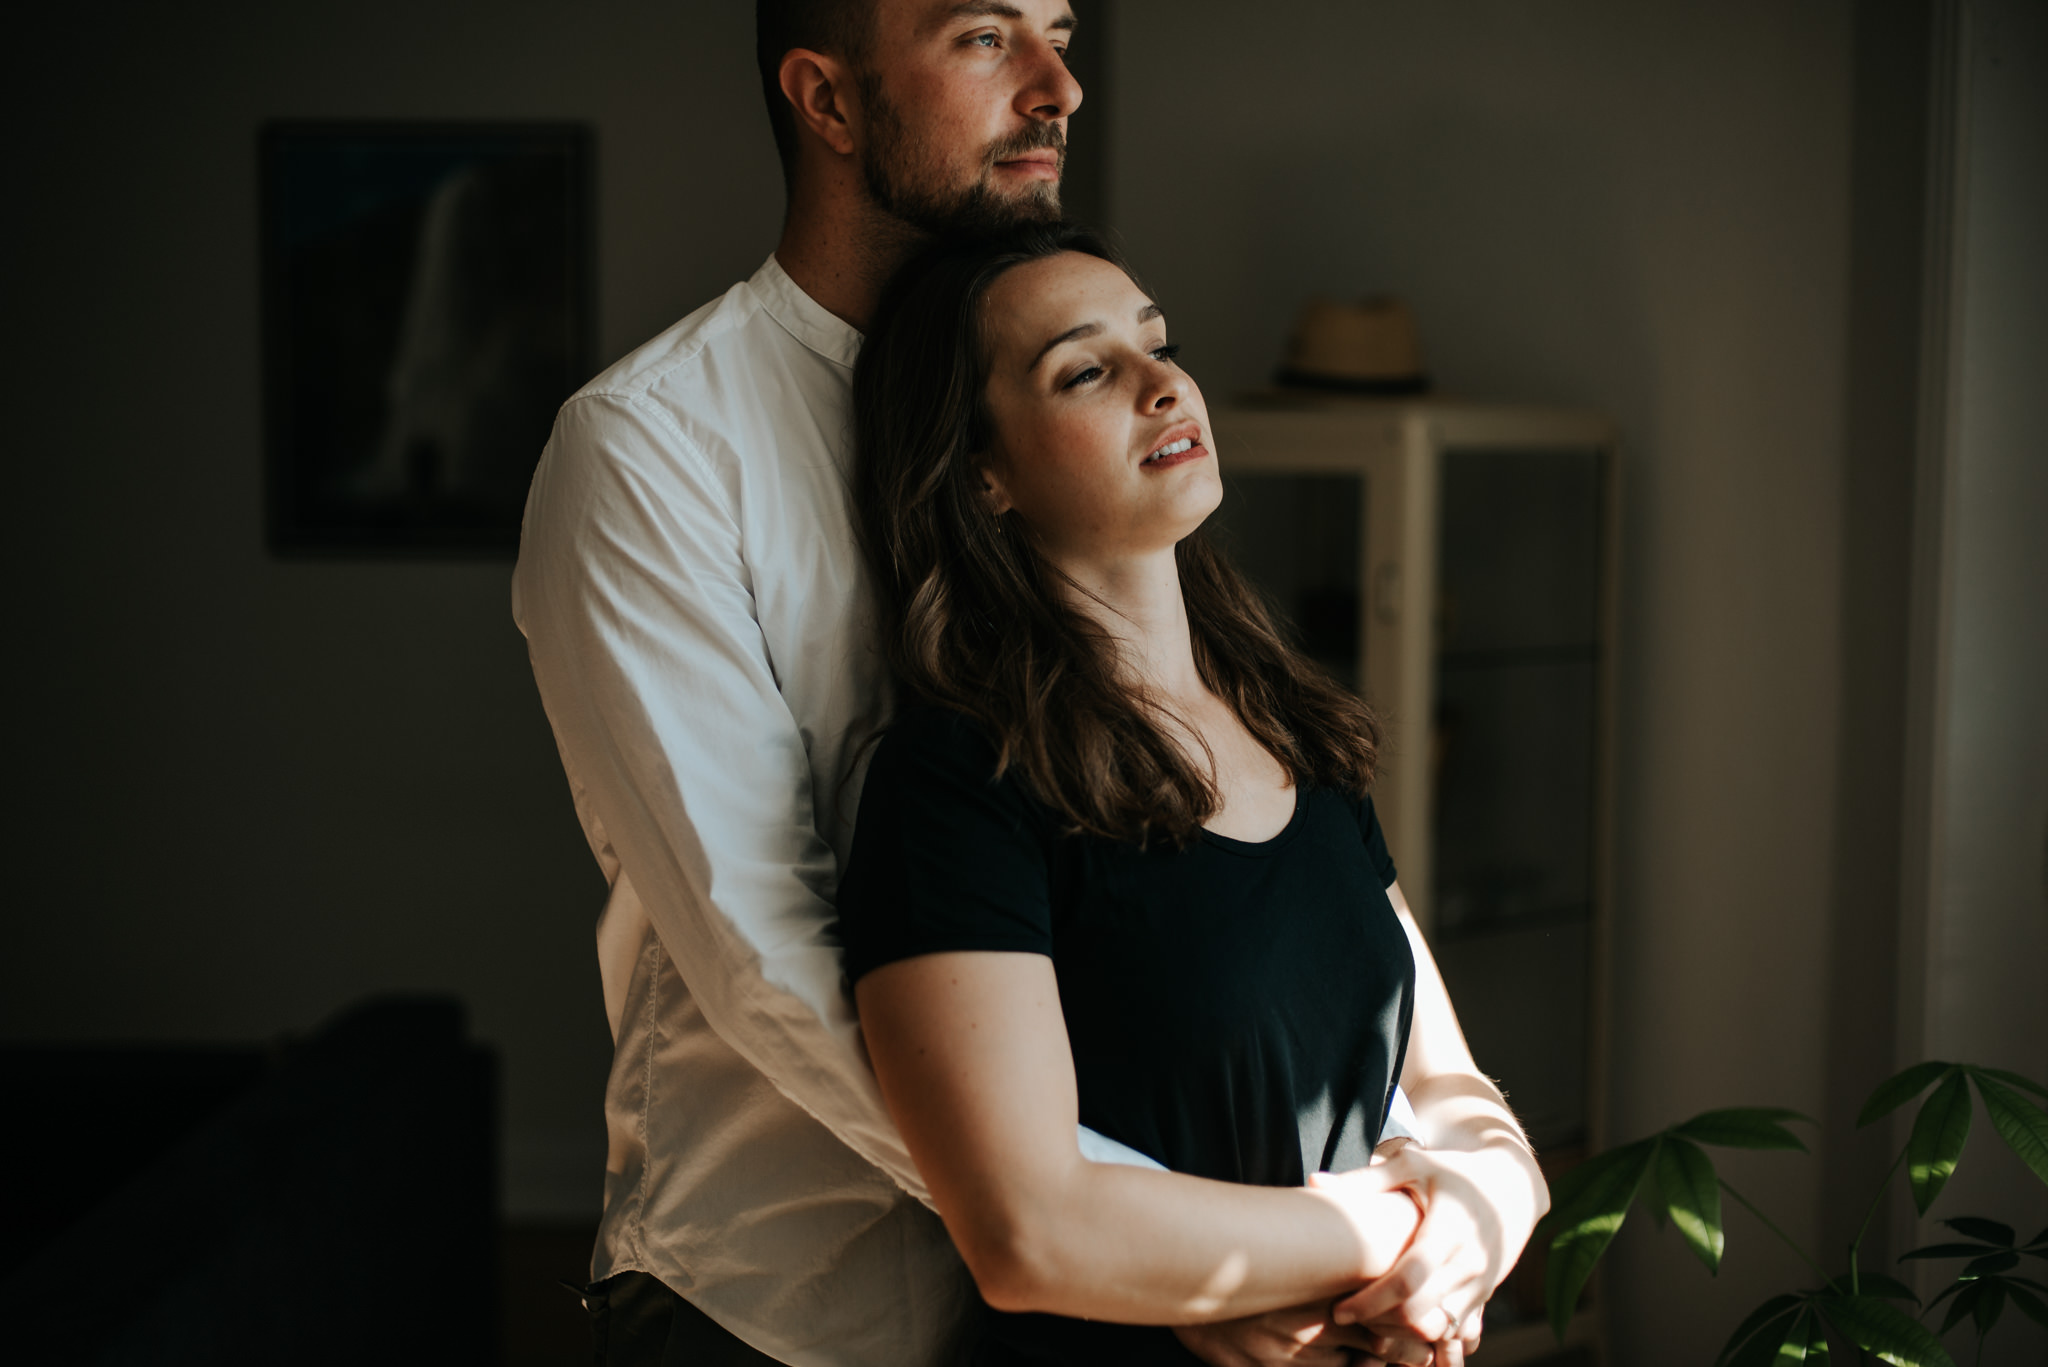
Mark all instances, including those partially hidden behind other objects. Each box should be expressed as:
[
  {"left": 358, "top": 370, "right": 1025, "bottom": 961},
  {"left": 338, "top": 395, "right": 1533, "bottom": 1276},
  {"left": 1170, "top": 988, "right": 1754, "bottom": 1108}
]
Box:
[{"left": 1537, "top": 1063, "right": 2048, "bottom": 1365}]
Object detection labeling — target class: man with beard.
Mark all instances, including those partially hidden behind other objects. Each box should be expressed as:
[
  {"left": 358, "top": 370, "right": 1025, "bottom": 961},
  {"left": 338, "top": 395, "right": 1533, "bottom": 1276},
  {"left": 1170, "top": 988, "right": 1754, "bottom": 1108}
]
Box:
[{"left": 514, "top": 4, "right": 1416, "bottom": 1364}]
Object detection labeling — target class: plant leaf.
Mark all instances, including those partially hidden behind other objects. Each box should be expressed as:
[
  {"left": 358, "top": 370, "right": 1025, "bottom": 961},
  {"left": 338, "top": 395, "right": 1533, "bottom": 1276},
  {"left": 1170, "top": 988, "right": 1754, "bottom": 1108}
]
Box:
[
  {"left": 2009, "top": 1282, "right": 2048, "bottom": 1330},
  {"left": 1973, "top": 1066, "right": 2048, "bottom": 1103},
  {"left": 1907, "top": 1071, "right": 1972, "bottom": 1214},
  {"left": 1939, "top": 1280, "right": 1984, "bottom": 1334},
  {"left": 1900, "top": 1242, "right": 1997, "bottom": 1261},
  {"left": 1538, "top": 1161, "right": 1603, "bottom": 1231},
  {"left": 1972, "top": 1279, "right": 2006, "bottom": 1334},
  {"left": 1858, "top": 1062, "right": 1954, "bottom": 1128},
  {"left": 1536, "top": 1139, "right": 1651, "bottom": 1240},
  {"left": 1794, "top": 1308, "right": 1832, "bottom": 1365},
  {"left": 1656, "top": 1136, "right": 1725, "bottom": 1273},
  {"left": 2025, "top": 1225, "right": 2048, "bottom": 1254},
  {"left": 1818, "top": 1292, "right": 1958, "bottom": 1367},
  {"left": 1962, "top": 1251, "right": 2020, "bottom": 1278},
  {"left": 1941, "top": 1216, "right": 2014, "bottom": 1246},
  {"left": 1544, "top": 1137, "right": 1658, "bottom": 1341},
  {"left": 1971, "top": 1073, "right": 2048, "bottom": 1191},
  {"left": 1855, "top": 1272, "right": 1921, "bottom": 1304},
  {"left": 1674, "top": 1107, "right": 1814, "bottom": 1152},
  {"left": 1757, "top": 1307, "right": 1831, "bottom": 1366},
  {"left": 1536, "top": 1137, "right": 1660, "bottom": 1241},
  {"left": 1765, "top": 1307, "right": 1820, "bottom": 1366},
  {"left": 1718, "top": 1294, "right": 1807, "bottom": 1367}
]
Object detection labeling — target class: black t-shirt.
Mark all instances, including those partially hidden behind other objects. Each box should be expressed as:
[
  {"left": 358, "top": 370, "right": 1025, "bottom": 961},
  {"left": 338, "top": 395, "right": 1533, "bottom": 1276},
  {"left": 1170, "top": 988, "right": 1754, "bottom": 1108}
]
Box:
[{"left": 837, "top": 706, "right": 1417, "bottom": 1366}]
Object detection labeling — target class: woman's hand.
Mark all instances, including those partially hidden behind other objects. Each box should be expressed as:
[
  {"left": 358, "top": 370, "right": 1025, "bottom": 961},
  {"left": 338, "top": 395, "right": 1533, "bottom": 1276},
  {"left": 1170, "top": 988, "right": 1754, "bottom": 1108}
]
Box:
[
  {"left": 1170, "top": 1301, "right": 1385, "bottom": 1367},
  {"left": 1319, "top": 1141, "right": 1534, "bottom": 1349},
  {"left": 1298, "top": 1169, "right": 1425, "bottom": 1281},
  {"left": 1172, "top": 1299, "right": 1446, "bottom": 1367}
]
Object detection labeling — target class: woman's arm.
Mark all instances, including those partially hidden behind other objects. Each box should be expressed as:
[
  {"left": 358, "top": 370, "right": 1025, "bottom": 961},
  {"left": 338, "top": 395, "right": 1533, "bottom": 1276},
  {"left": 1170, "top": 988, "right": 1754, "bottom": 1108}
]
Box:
[
  {"left": 1325, "top": 879, "right": 1551, "bottom": 1355},
  {"left": 856, "top": 950, "right": 1425, "bottom": 1325}
]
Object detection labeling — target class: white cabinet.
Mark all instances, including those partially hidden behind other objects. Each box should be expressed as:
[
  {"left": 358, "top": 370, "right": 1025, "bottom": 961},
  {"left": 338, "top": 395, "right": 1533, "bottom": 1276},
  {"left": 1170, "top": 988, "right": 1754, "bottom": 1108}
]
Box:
[{"left": 1209, "top": 396, "right": 1618, "bottom": 1357}]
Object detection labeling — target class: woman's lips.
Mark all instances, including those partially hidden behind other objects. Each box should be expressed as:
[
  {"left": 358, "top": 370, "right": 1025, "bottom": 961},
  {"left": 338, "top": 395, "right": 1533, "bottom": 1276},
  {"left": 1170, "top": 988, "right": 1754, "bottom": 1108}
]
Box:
[{"left": 1141, "top": 441, "right": 1208, "bottom": 471}]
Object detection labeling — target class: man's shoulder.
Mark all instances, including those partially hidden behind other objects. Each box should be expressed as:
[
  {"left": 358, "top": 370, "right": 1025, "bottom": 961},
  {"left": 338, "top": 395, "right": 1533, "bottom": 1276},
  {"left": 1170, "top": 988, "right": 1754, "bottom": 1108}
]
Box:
[
  {"left": 568, "top": 274, "right": 767, "bottom": 414},
  {"left": 552, "top": 258, "right": 851, "bottom": 467}
]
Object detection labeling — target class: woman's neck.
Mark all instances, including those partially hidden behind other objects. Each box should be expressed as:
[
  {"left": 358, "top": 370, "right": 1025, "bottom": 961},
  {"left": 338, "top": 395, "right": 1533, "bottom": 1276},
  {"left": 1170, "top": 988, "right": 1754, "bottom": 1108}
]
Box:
[{"left": 1054, "top": 548, "right": 1204, "bottom": 702}]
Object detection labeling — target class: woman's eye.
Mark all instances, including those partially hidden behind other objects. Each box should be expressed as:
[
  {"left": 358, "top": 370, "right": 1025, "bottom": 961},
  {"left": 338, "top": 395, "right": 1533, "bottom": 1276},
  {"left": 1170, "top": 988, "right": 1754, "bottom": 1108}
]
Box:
[
  {"left": 1061, "top": 365, "right": 1104, "bottom": 390},
  {"left": 1151, "top": 343, "right": 1182, "bottom": 364}
]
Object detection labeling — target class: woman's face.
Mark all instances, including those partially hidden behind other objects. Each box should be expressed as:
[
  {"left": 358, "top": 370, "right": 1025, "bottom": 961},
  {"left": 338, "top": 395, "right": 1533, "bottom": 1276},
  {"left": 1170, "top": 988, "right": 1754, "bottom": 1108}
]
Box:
[{"left": 977, "top": 251, "right": 1221, "bottom": 570}]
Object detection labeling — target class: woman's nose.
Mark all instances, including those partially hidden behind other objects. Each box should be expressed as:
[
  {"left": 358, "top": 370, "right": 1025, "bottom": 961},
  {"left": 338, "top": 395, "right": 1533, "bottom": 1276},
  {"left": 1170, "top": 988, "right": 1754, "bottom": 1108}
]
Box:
[{"left": 1146, "top": 363, "right": 1189, "bottom": 411}]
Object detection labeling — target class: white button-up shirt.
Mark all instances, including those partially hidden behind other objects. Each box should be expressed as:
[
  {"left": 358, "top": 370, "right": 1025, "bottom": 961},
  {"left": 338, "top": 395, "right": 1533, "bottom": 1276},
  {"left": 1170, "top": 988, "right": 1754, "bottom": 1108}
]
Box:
[
  {"left": 513, "top": 254, "right": 1418, "bottom": 1367},
  {"left": 514, "top": 257, "right": 973, "bottom": 1366}
]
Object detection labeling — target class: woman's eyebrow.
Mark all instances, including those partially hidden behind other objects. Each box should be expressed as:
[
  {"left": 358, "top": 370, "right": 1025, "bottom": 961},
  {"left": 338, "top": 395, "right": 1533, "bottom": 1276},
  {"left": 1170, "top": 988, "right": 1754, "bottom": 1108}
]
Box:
[
  {"left": 1029, "top": 303, "right": 1165, "bottom": 372},
  {"left": 1031, "top": 322, "right": 1102, "bottom": 371}
]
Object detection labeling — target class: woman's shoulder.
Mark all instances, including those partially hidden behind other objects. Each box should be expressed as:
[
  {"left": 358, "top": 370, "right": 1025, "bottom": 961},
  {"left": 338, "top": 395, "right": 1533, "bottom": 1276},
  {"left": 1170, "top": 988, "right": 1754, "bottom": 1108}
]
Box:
[
  {"left": 1346, "top": 790, "right": 1398, "bottom": 888},
  {"left": 866, "top": 704, "right": 1037, "bottom": 815},
  {"left": 873, "top": 703, "right": 1002, "bottom": 776}
]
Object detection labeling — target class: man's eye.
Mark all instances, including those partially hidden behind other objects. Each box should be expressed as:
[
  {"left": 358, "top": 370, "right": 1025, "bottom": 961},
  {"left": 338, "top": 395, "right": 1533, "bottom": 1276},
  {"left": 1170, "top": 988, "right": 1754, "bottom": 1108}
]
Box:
[
  {"left": 1062, "top": 365, "right": 1103, "bottom": 390},
  {"left": 971, "top": 31, "right": 1000, "bottom": 48}
]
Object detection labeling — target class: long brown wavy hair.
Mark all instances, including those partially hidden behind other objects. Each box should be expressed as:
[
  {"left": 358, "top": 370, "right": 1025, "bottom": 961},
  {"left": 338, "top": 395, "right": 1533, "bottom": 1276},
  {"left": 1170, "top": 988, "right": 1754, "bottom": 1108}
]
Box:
[{"left": 852, "top": 223, "right": 1381, "bottom": 846}]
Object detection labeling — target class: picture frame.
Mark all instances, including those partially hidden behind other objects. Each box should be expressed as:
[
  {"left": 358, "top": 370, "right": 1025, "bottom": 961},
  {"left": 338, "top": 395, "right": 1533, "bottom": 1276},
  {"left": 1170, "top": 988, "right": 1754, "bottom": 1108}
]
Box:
[{"left": 259, "top": 121, "right": 594, "bottom": 555}]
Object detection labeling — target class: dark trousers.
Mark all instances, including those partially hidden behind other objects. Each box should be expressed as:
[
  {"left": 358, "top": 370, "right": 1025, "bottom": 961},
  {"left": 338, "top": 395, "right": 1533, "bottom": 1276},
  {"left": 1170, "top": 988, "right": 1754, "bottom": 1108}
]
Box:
[{"left": 586, "top": 1272, "right": 786, "bottom": 1366}]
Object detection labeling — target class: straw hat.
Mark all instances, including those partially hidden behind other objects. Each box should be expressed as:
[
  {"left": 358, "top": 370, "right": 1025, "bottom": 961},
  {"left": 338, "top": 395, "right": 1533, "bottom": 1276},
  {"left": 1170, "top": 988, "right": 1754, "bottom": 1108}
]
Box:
[{"left": 1275, "top": 295, "right": 1430, "bottom": 395}]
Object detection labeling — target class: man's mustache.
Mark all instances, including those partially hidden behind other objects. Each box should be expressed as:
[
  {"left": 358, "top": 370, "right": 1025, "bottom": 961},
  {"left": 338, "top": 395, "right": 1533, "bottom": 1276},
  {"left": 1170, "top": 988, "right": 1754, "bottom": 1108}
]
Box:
[{"left": 985, "top": 123, "right": 1067, "bottom": 173}]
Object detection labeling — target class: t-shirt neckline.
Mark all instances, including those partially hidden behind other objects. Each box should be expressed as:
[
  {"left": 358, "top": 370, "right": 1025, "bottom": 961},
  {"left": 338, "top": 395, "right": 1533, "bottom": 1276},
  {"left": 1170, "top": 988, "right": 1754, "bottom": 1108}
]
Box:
[{"left": 1196, "top": 784, "right": 1306, "bottom": 858}]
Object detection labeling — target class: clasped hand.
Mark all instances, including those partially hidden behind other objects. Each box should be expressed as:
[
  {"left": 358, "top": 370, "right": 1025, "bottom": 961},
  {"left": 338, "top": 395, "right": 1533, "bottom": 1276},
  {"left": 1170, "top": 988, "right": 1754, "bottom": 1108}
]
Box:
[{"left": 1174, "top": 1146, "right": 1516, "bottom": 1367}]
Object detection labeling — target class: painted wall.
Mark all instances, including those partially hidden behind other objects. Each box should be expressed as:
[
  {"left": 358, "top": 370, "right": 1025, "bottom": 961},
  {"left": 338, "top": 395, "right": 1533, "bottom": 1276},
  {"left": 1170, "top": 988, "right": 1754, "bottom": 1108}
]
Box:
[
  {"left": 1903, "top": 2, "right": 2048, "bottom": 1361},
  {"left": 1104, "top": 0, "right": 1857, "bottom": 1354},
  {"left": 2, "top": 0, "right": 787, "bottom": 1218}
]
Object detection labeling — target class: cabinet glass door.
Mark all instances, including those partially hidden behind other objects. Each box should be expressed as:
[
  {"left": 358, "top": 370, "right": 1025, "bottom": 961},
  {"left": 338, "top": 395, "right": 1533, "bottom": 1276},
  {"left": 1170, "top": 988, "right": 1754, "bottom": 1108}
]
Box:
[{"left": 1431, "top": 447, "right": 1604, "bottom": 1154}]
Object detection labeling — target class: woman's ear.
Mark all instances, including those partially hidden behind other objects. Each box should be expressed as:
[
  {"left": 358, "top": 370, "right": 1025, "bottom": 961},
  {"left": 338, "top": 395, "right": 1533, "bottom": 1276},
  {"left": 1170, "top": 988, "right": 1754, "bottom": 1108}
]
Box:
[
  {"left": 978, "top": 464, "right": 1016, "bottom": 518},
  {"left": 779, "top": 48, "right": 858, "bottom": 157}
]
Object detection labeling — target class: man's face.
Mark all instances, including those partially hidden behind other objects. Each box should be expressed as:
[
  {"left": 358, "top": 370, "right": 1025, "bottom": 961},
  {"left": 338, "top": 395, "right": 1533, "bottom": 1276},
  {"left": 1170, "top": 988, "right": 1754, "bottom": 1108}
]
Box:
[{"left": 854, "top": 0, "right": 1083, "bottom": 236}]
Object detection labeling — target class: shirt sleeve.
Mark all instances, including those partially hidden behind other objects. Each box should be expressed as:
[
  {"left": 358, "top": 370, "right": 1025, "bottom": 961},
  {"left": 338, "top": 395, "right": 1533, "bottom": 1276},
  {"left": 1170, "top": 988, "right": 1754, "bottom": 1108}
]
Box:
[
  {"left": 513, "top": 391, "right": 933, "bottom": 1204},
  {"left": 836, "top": 709, "right": 1054, "bottom": 982},
  {"left": 1357, "top": 794, "right": 1399, "bottom": 889}
]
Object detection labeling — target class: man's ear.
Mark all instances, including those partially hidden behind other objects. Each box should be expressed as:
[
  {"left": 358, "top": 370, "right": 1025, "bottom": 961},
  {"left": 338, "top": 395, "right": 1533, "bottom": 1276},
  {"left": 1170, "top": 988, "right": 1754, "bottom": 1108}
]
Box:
[{"left": 779, "top": 48, "right": 860, "bottom": 158}]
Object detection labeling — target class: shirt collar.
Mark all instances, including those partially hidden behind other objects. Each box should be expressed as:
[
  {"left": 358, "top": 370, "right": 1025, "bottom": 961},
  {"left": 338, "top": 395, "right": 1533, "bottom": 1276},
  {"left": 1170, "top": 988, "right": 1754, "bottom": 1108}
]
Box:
[{"left": 752, "top": 254, "right": 863, "bottom": 370}]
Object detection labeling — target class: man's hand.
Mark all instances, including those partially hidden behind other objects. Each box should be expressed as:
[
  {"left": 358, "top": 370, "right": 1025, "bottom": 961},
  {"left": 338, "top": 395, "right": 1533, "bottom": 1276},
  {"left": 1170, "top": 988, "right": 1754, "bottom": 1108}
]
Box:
[
  {"left": 1172, "top": 1301, "right": 1433, "bottom": 1367},
  {"left": 1318, "top": 1144, "right": 1531, "bottom": 1349}
]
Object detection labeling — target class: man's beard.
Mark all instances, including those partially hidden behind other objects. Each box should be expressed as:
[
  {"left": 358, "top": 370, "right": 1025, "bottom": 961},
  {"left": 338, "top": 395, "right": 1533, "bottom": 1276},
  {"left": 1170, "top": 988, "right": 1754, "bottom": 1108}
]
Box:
[{"left": 858, "top": 77, "right": 1066, "bottom": 238}]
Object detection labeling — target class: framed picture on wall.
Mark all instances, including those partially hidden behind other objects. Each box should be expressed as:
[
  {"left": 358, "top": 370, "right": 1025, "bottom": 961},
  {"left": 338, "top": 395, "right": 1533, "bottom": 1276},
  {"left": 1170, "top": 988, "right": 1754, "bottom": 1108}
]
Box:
[{"left": 259, "top": 121, "right": 594, "bottom": 555}]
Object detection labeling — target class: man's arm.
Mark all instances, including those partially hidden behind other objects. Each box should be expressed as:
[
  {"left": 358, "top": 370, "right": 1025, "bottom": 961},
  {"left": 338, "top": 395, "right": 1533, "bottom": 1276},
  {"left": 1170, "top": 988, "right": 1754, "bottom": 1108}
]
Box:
[{"left": 517, "top": 393, "right": 934, "bottom": 1200}]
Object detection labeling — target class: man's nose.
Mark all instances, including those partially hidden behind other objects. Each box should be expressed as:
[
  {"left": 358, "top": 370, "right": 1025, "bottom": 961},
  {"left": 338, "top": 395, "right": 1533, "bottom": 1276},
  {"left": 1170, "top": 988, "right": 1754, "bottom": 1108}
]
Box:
[{"left": 1017, "top": 37, "right": 1083, "bottom": 121}]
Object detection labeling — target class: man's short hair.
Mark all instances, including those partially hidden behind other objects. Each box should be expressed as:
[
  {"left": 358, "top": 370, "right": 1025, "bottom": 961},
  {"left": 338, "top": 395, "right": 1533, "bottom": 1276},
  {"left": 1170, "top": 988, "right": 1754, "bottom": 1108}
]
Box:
[{"left": 757, "top": 0, "right": 876, "bottom": 187}]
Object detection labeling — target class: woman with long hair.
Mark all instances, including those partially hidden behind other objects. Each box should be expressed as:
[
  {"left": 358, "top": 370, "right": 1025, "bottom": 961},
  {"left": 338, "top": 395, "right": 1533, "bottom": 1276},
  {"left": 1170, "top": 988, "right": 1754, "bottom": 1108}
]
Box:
[{"left": 836, "top": 223, "right": 1547, "bottom": 1367}]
